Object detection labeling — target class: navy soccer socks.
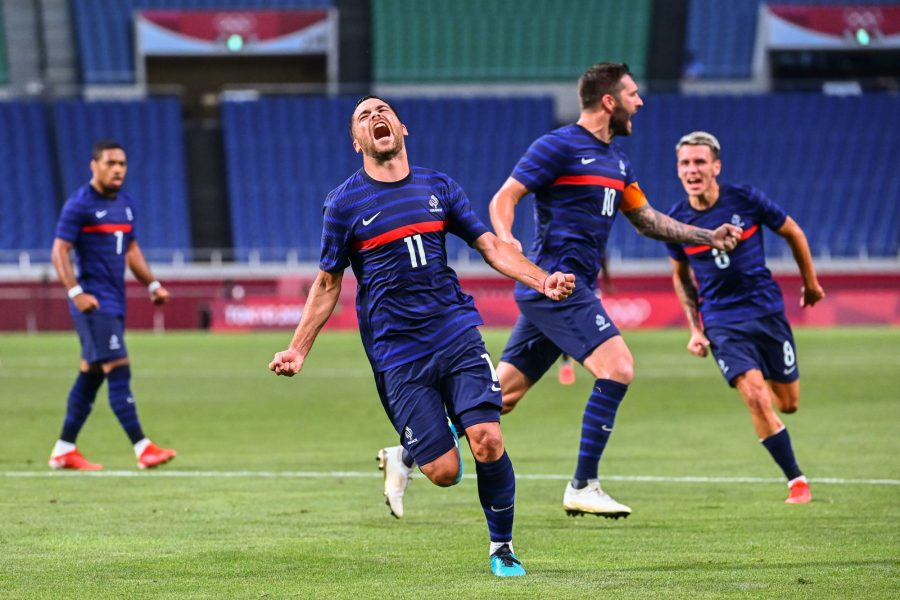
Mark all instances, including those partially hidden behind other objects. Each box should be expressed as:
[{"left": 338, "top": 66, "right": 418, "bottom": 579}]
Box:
[
  {"left": 761, "top": 426, "right": 803, "bottom": 481},
  {"left": 475, "top": 451, "right": 516, "bottom": 544},
  {"left": 572, "top": 379, "right": 628, "bottom": 487},
  {"left": 60, "top": 371, "right": 106, "bottom": 442},
  {"left": 106, "top": 365, "right": 145, "bottom": 444}
]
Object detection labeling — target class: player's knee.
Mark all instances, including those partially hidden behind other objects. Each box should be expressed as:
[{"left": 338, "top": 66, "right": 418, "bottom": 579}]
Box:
[
  {"left": 607, "top": 359, "right": 634, "bottom": 385},
  {"left": 779, "top": 401, "right": 798, "bottom": 414},
  {"left": 469, "top": 432, "right": 504, "bottom": 463},
  {"left": 742, "top": 388, "right": 772, "bottom": 415},
  {"left": 501, "top": 390, "right": 523, "bottom": 414}
]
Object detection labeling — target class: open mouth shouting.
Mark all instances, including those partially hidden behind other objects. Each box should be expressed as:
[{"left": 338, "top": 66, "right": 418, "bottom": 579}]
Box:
[{"left": 373, "top": 121, "right": 391, "bottom": 141}]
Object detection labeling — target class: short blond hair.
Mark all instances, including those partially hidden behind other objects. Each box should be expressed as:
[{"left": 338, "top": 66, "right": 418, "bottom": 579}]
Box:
[{"left": 676, "top": 131, "right": 721, "bottom": 160}]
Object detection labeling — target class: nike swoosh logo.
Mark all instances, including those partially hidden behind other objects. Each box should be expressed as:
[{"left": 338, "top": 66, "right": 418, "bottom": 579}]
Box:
[
  {"left": 783, "top": 366, "right": 797, "bottom": 375},
  {"left": 581, "top": 157, "right": 596, "bottom": 164},
  {"left": 95, "top": 210, "right": 108, "bottom": 218},
  {"left": 362, "top": 211, "right": 382, "bottom": 226},
  {"left": 491, "top": 384, "right": 502, "bottom": 392},
  {"left": 601, "top": 425, "right": 613, "bottom": 432},
  {"left": 490, "top": 504, "right": 514, "bottom": 512}
]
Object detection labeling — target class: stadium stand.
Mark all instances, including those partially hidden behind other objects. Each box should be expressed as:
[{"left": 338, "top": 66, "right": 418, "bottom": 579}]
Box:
[
  {"left": 71, "top": 0, "right": 333, "bottom": 84},
  {"left": 372, "top": 0, "right": 651, "bottom": 83},
  {"left": 0, "top": 102, "right": 58, "bottom": 258},
  {"left": 0, "top": 7, "right": 7, "bottom": 85},
  {"left": 221, "top": 95, "right": 555, "bottom": 261},
  {"left": 686, "top": 0, "right": 899, "bottom": 79},
  {"left": 52, "top": 97, "right": 192, "bottom": 260},
  {"left": 614, "top": 92, "right": 899, "bottom": 259}
]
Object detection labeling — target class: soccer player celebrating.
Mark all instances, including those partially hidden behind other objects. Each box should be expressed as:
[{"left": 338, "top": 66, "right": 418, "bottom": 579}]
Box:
[
  {"left": 49, "top": 140, "right": 176, "bottom": 471},
  {"left": 488, "top": 63, "right": 742, "bottom": 519},
  {"left": 268, "top": 96, "right": 575, "bottom": 577},
  {"left": 666, "top": 131, "right": 825, "bottom": 504}
]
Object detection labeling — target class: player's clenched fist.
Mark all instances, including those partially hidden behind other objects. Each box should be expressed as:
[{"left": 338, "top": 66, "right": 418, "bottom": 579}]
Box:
[
  {"left": 543, "top": 272, "right": 576, "bottom": 302},
  {"left": 711, "top": 223, "right": 743, "bottom": 252},
  {"left": 269, "top": 348, "right": 304, "bottom": 377}
]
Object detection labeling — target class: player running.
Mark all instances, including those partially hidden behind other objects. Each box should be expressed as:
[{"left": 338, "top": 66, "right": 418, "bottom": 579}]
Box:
[
  {"left": 666, "top": 131, "right": 825, "bottom": 504},
  {"left": 269, "top": 96, "right": 575, "bottom": 577}
]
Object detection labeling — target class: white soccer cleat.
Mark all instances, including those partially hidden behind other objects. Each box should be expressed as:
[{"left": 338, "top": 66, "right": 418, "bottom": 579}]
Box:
[
  {"left": 376, "top": 445, "right": 412, "bottom": 518},
  {"left": 563, "top": 480, "right": 632, "bottom": 519}
]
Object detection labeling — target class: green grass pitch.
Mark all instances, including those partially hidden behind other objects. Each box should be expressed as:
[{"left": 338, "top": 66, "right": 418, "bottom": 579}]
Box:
[{"left": 1, "top": 327, "right": 898, "bottom": 598}]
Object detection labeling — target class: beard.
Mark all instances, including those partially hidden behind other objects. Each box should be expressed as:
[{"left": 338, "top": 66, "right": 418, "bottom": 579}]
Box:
[
  {"left": 370, "top": 141, "right": 403, "bottom": 162},
  {"left": 610, "top": 103, "right": 632, "bottom": 137}
]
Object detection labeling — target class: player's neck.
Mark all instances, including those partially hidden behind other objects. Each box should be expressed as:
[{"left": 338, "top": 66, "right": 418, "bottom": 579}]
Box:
[
  {"left": 90, "top": 180, "right": 118, "bottom": 198},
  {"left": 576, "top": 112, "right": 613, "bottom": 144},
  {"left": 688, "top": 184, "right": 720, "bottom": 210},
  {"left": 362, "top": 153, "right": 410, "bottom": 183}
]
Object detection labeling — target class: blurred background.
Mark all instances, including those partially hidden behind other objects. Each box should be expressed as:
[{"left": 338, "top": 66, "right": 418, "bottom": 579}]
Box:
[{"left": 0, "top": 0, "right": 897, "bottom": 332}]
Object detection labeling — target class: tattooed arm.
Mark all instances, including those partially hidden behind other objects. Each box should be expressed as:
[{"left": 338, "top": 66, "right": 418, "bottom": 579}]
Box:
[
  {"left": 670, "top": 258, "right": 710, "bottom": 358},
  {"left": 625, "top": 204, "right": 742, "bottom": 251}
]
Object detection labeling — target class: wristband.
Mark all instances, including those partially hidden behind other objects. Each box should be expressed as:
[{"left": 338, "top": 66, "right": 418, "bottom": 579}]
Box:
[
  {"left": 540, "top": 274, "right": 550, "bottom": 295},
  {"left": 67, "top": 285, "right": 84, "bottom": 299},
  {"left": 147, "top": 281, "right": 162, "bottom": 294}
]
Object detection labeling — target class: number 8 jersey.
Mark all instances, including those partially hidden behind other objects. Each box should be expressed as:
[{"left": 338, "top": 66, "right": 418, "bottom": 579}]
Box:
[
  {"left": 55, "top": 183, "right": 137, "bottom": 317},
  {"left": 665, "top": 184, "right": 789, "bottom": 326},
  {"left": 320, "top": 167, "right": 489, "bottom": 373}
]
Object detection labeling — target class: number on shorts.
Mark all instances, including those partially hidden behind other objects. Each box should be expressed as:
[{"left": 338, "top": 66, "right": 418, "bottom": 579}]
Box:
[
  {"left": 782, "top": 340, "right": 795, "bottom": 367},
  {"left": 480, "top": 352, "right": 500, "bottom": 383}
]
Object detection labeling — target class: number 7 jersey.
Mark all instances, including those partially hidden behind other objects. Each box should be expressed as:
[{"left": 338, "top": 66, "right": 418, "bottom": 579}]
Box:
[
  {"left": 320, "top": 166, "right": 489, "bottom": 373},
  {"left": 55, "top": 183, "right": 137, "bottom": 316}
]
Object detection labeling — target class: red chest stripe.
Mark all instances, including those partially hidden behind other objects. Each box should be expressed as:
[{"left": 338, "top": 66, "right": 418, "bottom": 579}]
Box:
[
  {"left": 81, "top": 224, "right": 133, "bottom": 234},
  {"left": 684, "top": 224, "right": 758, "bottom": 255},
  {"left": 552, "top": 175, "right": 625, "bottom": 191},
  {"left": 353, "top": 220, "right": 445, "bottom": 251}
]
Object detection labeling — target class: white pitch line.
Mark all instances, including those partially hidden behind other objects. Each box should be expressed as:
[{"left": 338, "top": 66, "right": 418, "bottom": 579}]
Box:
[{"left": 2, "top": 471, "right": 897, "bottom": 485}]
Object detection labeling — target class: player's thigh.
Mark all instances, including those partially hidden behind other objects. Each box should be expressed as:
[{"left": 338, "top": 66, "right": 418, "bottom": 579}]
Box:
[
  {"left": 72, "top": 312, "right": 128, "bottom": 364},
  {"left": 499, "top": 312, "right": 561, "bottom": 384},
  {"left": 581, "top": 334, "right": 633, "bottom": 383},
  {"left": 439, "top": 327, "right": 503, "bottom": 426},
  {"left": 705, "top": 324, "right": 764, "bottom": 387},
  {"left": 374, "top": 363, "right": 456, "bottom": 468}
]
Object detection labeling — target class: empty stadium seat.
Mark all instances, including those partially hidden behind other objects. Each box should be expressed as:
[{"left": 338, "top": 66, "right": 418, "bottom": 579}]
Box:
[{"left": 52, "top": 97, "right": 192, "bottom": 260}]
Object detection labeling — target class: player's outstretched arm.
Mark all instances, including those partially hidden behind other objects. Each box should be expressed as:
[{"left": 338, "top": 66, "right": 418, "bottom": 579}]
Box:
[
  {"left": 126, "top": 240, "right": 170, "bottom": 304},
  {"left": 269, "top": 269, "right": 344, "bottom": 377},
  {"left": 670, "top": 258, "right": 709, "bottom": 357},
  {"left": 472, "top": 232, "right": 575, "bottom": 301},
  {"left": 51, "top": 237, "right": 99, "bottom": 312},
  {"left": 625, "top": 204, "right": 742, "bottom": 251},
  {"left": 488, "top": 177, "right": 528, "bottom": 253},
  {"left": 777, "top": 217, "right": 825, "bottom": 308}
]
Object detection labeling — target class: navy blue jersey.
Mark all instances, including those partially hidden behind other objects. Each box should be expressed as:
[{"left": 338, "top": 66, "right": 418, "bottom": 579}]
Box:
[
  {"left": 665, "top": 184, "right": 789, "bottom": 326},
  {"left": 510, "top": 124, "right": 645, "bottom": 300},
  {"left": 320, "top": 166, "right": 489, "bottom": 373},
  {"left": 55, "top": 184, "right": 137, "bottom": 316}
]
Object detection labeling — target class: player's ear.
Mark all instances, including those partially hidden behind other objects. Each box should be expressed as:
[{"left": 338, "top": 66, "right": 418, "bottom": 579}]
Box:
[
  {"left": 352, "top": 138, "right": 362, "bottom": 154},
  {"left": 401, "top": 124, "right": 409, "bottom": 137},
  {"left": 712, "top": 159, "right": 722, "bottom": 177}
]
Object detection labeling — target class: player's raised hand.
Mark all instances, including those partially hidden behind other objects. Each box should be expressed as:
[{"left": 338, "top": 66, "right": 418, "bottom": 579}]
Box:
[
  {"left": 543, "top": 272, "right": 576, "bottom": 301},
  {"left": 73, "top": 292, "right": 100, "bottom": 313},
  {"left": 800, "top": 282, "right": 825, "bottom": 308},
  {"left": 269, "top": 348, "right": 304, "bottom": 377},
  {"left": 710, "top": 223, "right": 742, "bottom": 251},
  {"left": 150, "top": 285, "right": 170, "bottom": 305},
  {"left": 687, "top": 330, "right": 711, "bottom": 357}
]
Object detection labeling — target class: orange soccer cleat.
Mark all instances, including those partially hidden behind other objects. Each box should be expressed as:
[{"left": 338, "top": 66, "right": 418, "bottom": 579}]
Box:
[
  {"left": 558, "top": 362, "right": 576, "bottom": 385},
  {"left": 785, "top": 479, "right": 812, "bottom": 504},
  {"left": 137, "top": 442, "right": 176, "bottom": 470},
  {"left": 48, "top": 449, "right": 103, "bottom": 471}
]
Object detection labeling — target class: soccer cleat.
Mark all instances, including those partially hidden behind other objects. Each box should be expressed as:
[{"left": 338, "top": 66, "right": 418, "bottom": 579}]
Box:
[
  {"left": 558, "top": 362, "right": 576, "bottom": 385},
  {"left": 447, "top": 419, "right": 464, "bottom": 485},
  {"left": 376, "top": 445, "right": 412, "bottom": 518},
  {"left": 785, "top": 479, "right": 812, "bottom": 504},
  {"left": 490, "top": 544, "right": 526, "bottom": 577},
  {"left": 563, "top": 480, "right": 632, "bottom": 518},
  {"left": 48, "top": 449, "right": 103, "bottom": 471},
  {"left": 137, "top": 442, "right": 176, "bottom": 469}
]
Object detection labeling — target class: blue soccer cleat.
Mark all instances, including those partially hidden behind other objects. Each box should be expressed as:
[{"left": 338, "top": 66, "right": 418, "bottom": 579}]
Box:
[
  {"left": 447, "top": 418, "right": 464, "bottom": 485},
  {"left": 490, "top": 544, "right": 526, "bottom": 577}
]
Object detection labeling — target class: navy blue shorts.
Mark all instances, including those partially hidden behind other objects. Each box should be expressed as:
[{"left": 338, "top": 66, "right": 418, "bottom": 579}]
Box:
[
  {"left": 705, "top": 312, "right": 799, "bottom": 387},
  {"left": 373, "top": 327, "right": 502, "bottom": 466},
  {"left": 72, "top": 312, "right": 128, "bottom": 364},
  {"left": 500, "top": 285, "right": 620, "bottom": 383}
]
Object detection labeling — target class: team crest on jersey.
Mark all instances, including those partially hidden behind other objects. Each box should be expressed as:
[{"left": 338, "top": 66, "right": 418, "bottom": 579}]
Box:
[
  {"left": 618, "top": 160, "right": 626, "bottom": 175},
  {"left": 731, "top": 214, "right": 745, "bottom": 227},
  {"left": 404, "top": 426, "right": 419, "bottom": 446},
  {"left": 428, "top": 194, "right": 443, "bottom": 213}
]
